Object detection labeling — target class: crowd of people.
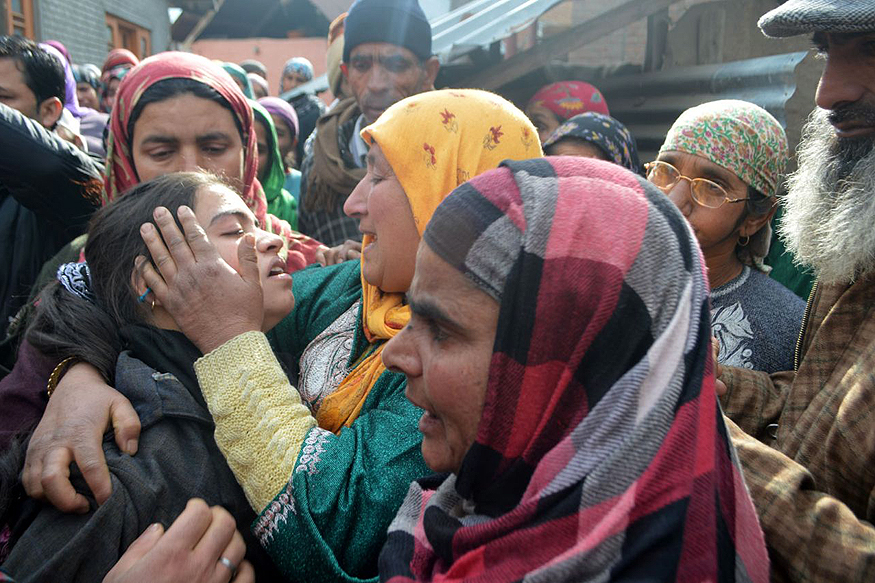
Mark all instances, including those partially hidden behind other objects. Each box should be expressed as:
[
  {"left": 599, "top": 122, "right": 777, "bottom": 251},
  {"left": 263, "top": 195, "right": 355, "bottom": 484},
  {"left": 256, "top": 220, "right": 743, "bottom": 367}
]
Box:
[{"left": 0, "top": 0, "right": 873, "bottom": 581}]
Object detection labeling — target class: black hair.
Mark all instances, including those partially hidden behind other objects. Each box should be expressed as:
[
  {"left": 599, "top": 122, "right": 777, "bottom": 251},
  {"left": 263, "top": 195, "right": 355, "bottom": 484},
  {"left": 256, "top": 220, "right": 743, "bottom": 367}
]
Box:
[
  {"left": 26, "top": 172, "right": 228, "bottom": 383},
  {"left": 0, "top": 35, "right": 65, "bottom": 105},
  {"left": 744, "top": 185, "right": 773, "bottom": 217},
  {"left": 736, "top": 184, "right": 776, "bottom": 270},
  {"left": 127, "top": 77, "right": 245, "bottom": 145}
]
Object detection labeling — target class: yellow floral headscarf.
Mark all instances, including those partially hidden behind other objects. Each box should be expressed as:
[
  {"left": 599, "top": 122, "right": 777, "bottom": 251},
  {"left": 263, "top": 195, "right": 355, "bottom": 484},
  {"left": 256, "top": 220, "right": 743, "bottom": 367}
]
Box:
[{"left": 316, "top": 89, "right": 543, "bottom": 433}]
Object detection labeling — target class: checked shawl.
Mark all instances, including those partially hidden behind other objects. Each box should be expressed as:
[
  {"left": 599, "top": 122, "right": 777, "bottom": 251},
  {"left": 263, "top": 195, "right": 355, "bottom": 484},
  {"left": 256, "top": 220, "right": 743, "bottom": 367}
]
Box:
[{"left": 379, "top": 157, "right": 768, "bottom": 582}]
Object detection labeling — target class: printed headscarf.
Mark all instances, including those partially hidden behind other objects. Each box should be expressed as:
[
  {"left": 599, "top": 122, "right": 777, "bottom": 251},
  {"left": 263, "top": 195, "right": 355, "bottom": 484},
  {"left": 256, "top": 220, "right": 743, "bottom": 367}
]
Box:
[
  {"left": 103, "top": 52, "right": 319, "bottom": 270},
  {"left": 100, "top": 49, "right": 139, "bottom": 113},
  {"left": 258, "top": 96, "right": 299, "bottom": 140},
  {"left": 40, "top": 42, "right": 82, "bottom": 118},
  {"left": 73, "top": 63, "right": 101, "bottom": 91},
  {"left": 251, "top": 99, "right": 298, "bottom": 228},
  {"left": 102, "top": 48, "right": 139, "bottom": 74},
  {"left": 527, "top": 80, "right": 609, "bottom": 121},
  {"left": 282, "top": 57, "right": 315, "bottom": 83},
  {"left": 660, "top": 99, "right": 788, "bottom": 198},
  {"left": 380, "top": 157, "right": 769, "bottom": 583},
  {"left": 314, "top": 89, "right": 542, "bottom": 433},
  {"left": 544, "top": 111, "right": 642, "bottom": 173},
  {"left": 221, "top": 62, "right": 255, "bottom": 99}
]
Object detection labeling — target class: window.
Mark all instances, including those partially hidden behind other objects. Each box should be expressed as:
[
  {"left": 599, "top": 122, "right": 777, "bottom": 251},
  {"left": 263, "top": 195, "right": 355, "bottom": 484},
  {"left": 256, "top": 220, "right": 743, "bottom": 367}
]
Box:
[
  {"left": 105, "top": 13, "right": 151, "bottom": 60},
  {"left": 6, "top": 0, "right": 34, "bottom": 38}
]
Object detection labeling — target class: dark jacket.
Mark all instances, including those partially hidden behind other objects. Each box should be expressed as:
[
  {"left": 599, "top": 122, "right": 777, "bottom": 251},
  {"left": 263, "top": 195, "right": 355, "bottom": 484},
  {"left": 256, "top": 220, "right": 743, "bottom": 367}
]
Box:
[
  {"left": 1, "top": 352, "right": 281, "bottom": 582},
  {"left": 0, "top": 103, "right": 102, "bottom": 372}
]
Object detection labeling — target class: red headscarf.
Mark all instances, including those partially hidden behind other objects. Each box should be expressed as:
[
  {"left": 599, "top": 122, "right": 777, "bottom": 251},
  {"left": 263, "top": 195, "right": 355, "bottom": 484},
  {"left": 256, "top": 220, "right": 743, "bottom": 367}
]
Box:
[
  {"left": 527, "top": 80, "right": 609, "bottom": 122},
  {"left": 102, "top": 48, "right": 139, "bottom": 74},
  {"left": 104, "top": 51, "right": 321, "bottom": 269}
]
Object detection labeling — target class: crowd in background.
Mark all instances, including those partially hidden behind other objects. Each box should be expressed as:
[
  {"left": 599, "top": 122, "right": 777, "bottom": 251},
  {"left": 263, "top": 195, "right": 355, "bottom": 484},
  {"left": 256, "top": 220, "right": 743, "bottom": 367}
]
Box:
[{"left": 0, "top": 0, "right": 874, "bottom": 581}]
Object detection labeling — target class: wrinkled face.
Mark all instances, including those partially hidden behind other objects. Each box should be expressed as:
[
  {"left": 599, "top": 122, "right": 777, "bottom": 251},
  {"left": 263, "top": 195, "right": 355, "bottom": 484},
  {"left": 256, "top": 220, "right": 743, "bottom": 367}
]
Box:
[
  {"left": 813, "top": 31, "right": 875, "bottom": 139},
  {"left": 526, "top": 103, "right": 562, "bottom": 144},
  {"left": 382, "top": 243, "right": 499, "bottom": 474},
  {"left": 343, "top": 142, "right": 420, "bottom": 292},
  {"left": 270, "top": 112, "right": 296, "bottom": 162},
  {"left": 656, "top": 151, "right": 749, "bottom": 257},
  {"left": 546, "top": 138, "right": 610, "bottom": 162},
  {"left": 0, "top": 57, "right": 41, "bottom": 122},
  {"left": 281, "top": 70, "right": 309, "bottom": 92},
  {"left": 131, "top": 93, "right": 245, "bottom": 190},
  {"left": 253, "top": 117, "right": 271, "bottom": 183},
  {"left": 76, "top": 81, "right": 99, "bottom": 110},
  {"left": 344, "top": 42, "right": 432, "bottom": 124},
  {"left": 193, "top": 183, "right": 293, "bottom": 330}
]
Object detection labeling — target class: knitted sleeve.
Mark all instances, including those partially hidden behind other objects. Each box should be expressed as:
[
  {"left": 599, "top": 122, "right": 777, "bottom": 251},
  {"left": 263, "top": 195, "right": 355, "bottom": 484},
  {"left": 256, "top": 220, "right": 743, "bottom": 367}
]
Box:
[{"left": 194, "top": 331, "right": 316, "bottom": 511}]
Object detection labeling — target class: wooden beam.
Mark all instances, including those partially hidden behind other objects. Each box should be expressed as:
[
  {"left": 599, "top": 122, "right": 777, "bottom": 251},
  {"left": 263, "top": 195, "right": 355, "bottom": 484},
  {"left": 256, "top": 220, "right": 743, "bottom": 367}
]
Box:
[
  {"left": 458, "top": 0, "right": 681, "bottom": 90},
  {"left": 182, "top": 0, "right": 226, "bottom": 49}
]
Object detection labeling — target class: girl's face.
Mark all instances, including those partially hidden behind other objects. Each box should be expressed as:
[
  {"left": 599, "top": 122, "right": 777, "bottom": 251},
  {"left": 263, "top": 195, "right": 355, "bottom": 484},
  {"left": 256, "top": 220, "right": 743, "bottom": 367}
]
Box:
[
  {"left": 270, "top": 113, "right": 296, "bottom": 163},
  {"left": 526, "top": 103, "right": 561, "bottom": 144},
  {"left": 131, "top": 93, "right": 245, "bottom": 191},
  {"left": 76, "top": 82, "right": 99, "bottom": 110},
  {"left": 254, "top": 117, "right": 271, "bottom": 183},
  {"left": 193, "top": 183, "right": 294, "bottom": 331}
]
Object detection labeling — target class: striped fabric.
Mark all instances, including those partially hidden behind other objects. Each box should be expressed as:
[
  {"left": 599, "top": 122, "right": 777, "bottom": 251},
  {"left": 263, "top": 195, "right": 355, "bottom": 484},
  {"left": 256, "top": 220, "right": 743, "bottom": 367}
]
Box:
[{"left": 379, "top": 157, "right": 768, "bottom": 582}]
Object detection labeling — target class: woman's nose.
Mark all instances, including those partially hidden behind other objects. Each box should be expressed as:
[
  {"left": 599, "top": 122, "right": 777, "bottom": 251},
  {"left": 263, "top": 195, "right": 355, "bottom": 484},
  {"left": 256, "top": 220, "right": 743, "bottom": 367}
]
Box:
[
  {"left": 382, "top": 327, "right": 421, "bottom": 377},
  {"left": 344, "top": 177, "right": 369, "bottom": 219},
  {"left": 667, "top": 179, "right": 694, "bottom": 217}
]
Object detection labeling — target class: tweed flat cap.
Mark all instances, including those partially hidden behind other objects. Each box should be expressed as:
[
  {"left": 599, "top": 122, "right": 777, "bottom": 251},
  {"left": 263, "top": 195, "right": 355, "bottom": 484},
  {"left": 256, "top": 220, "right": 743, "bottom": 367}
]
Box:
[{"left": 759, "top": 0, "right": 875, "bottom": 37}]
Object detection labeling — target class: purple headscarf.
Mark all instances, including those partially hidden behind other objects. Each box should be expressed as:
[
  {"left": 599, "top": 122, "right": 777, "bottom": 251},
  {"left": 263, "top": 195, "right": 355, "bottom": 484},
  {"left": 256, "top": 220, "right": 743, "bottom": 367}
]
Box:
[
  {"left": 39, "top": 42, "right": 82, "bottom": 118},
  {"left": 258, "top": 96, "right": 299, "bottom": 139},
  {"left": 44, "top": 40, "right": 71, "bottom": 64}
]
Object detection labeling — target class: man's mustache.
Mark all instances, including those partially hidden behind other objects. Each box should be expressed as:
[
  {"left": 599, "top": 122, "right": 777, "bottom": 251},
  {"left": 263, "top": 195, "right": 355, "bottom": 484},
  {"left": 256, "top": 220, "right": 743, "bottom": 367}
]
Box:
[{"left": 828, "top": 102, "right": 875, "bottom": 126}]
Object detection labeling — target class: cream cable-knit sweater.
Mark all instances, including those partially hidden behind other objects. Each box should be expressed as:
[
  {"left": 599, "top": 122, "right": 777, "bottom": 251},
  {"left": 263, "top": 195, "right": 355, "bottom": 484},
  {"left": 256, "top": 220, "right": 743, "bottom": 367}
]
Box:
[{"left": 194, "top": 331, "right": 316, "bottom": 511}]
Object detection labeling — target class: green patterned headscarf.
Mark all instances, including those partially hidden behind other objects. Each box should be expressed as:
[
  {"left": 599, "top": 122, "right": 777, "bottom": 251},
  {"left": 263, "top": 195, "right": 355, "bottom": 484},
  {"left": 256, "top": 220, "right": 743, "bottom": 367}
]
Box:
[
  {"left": 251, "top": 100, "right": 298, "bottom": 229},
  {"left": 659, "top": 100, "right": 788, "bottom": 197}
]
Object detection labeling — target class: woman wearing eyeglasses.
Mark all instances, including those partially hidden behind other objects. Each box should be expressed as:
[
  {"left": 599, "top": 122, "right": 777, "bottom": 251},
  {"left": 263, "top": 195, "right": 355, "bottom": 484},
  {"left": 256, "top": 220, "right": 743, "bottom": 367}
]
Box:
[{"left": 647, "top": 99, "right": 804, "bottom": 373}]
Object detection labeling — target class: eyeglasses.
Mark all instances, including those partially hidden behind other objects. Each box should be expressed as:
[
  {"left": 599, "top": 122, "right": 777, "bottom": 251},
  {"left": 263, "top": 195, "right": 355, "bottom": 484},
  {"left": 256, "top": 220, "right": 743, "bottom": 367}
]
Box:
[{"left": 644, "top": 161, "right": 750, "bottom": 209}]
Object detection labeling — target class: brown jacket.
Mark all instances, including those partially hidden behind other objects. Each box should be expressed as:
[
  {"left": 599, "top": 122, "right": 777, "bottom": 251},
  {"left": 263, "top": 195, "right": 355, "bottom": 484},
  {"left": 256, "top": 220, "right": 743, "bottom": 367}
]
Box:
[{"left": 720, "top": 276, "right": 875, "bottom": 582}]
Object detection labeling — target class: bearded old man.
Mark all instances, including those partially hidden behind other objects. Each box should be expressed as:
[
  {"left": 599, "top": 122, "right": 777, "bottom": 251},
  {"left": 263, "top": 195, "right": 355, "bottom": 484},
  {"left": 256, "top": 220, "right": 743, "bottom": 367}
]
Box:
[{"left": 716, "top": 1, "right": 875, "bottom": 581}]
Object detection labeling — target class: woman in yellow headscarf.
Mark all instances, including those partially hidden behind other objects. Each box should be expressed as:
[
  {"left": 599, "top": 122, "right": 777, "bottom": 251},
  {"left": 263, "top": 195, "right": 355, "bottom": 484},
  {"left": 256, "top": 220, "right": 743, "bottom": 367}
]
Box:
[{"left": 124, "top": 89, "right": 541, "bottom": 582}]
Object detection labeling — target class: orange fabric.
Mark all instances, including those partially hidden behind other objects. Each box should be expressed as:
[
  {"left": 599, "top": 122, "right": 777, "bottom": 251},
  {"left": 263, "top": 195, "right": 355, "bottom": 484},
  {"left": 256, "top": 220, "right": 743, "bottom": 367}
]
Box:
[{"left": 314, "top": 89, "right": 542, "bottom": 433}]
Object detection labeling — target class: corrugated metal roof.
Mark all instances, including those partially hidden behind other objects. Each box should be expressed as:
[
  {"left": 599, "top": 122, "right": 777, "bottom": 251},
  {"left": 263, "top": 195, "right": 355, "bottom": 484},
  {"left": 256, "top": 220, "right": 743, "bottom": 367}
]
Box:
[
  {"left": 282, "top": 0, "right": 562, "bottom": 99},
  {"left": 432, "top": 0, "right": 561, "bottom": 59},
  {"left": 599, "top": 51, "right": 809, "bottom": 162}
]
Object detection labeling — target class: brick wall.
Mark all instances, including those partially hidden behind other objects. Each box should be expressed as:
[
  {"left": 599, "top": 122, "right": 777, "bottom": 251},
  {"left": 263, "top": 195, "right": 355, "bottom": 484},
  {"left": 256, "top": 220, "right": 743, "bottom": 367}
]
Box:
[{"left": 35, "top": 0, "right": 170, "bottom": 67}]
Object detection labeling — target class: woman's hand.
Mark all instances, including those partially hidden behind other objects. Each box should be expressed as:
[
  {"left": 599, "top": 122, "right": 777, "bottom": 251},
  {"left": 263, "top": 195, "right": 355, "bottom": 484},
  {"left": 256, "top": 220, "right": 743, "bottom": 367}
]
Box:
[
  {"left": 712, "top": 336, "right": 727, "bottom": 397},
  {"left": 315, "top": 239, "right": 362, "bottom": 266},
  {"left": 23, "top": 362, "right": 141, "bottom": 513},
  {"left": 103, "top": 499, "right": 254, "bottom": 583},
  {"left": 138, "top": 205, "right": 264, "bottom": 354}
]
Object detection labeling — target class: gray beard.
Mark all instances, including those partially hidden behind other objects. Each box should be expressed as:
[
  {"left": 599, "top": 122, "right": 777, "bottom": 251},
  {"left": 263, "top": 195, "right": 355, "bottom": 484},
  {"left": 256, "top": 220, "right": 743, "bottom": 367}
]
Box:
[{"left": 779, "top": 109, "right": 875, "bottom": 285}]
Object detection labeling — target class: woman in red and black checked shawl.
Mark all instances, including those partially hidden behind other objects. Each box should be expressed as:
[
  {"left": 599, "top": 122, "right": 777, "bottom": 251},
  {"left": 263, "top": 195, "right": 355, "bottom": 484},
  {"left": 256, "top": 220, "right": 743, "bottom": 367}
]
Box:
[{"left": 380, "top": 156, "right": 768, "bottom": 582}]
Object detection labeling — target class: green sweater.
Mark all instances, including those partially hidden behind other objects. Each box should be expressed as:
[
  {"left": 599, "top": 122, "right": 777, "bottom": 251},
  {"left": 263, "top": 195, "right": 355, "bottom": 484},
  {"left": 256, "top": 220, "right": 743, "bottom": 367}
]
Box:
[{"left": 195, "top": 260, "right": 430, "bottom": 583}]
